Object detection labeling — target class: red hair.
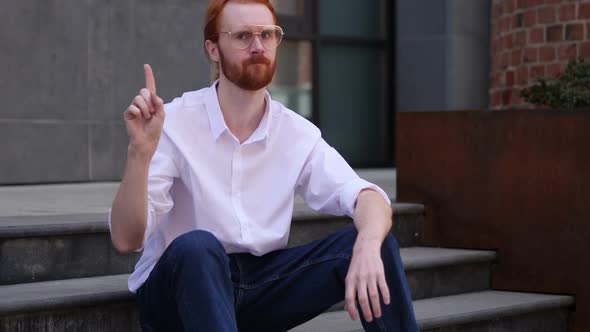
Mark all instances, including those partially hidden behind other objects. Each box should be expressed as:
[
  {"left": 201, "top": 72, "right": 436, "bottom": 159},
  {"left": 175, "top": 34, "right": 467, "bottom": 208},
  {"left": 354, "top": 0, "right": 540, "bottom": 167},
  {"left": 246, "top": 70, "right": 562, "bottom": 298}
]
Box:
[{"left": 203, "top": 0, "right": 279, "bottom": 43}]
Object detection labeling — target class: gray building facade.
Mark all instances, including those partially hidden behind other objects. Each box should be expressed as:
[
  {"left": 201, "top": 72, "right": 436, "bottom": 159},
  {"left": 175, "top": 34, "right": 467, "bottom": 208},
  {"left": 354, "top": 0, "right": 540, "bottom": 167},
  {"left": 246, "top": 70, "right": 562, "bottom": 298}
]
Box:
[{"left": 0, "top": 0, "right": 490, "bottom": 184}]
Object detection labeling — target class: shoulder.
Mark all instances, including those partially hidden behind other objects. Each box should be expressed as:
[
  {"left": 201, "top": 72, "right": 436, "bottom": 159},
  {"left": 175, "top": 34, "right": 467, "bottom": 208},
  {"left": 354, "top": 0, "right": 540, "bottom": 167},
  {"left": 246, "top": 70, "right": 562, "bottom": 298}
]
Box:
[
  {"left": 270, "top": 100, "right": 321, "bottom": 141},
  {"left": 163, "top": 86, "right": 209, "bottom": 116},
  {"left": 160, "top": 86, "right": 211, "bottom": 146},
  {"left": 162, "top": 87, "right": 210, "bottom": 128}
]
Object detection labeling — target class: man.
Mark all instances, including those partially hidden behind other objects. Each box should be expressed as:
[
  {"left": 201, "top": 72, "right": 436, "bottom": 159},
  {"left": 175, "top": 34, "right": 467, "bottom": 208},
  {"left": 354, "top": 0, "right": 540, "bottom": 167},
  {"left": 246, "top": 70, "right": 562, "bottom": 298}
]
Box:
[{"left": 109, "top": 0, "right": 418, "bottom": 331}]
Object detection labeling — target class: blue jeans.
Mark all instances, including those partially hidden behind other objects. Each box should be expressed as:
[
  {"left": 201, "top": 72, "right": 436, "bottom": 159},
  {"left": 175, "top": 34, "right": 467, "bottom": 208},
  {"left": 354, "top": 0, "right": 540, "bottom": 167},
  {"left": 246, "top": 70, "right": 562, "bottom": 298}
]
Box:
[{"left": 135, "top": 226, "right": 418, "bottom": 331}]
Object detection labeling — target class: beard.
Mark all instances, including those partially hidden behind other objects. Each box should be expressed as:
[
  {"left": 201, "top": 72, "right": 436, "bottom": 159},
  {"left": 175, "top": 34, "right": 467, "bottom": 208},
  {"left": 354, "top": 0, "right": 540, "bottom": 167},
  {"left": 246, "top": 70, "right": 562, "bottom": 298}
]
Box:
[{"left": 218, "top": 48, "right": 277, "bottom": 91}]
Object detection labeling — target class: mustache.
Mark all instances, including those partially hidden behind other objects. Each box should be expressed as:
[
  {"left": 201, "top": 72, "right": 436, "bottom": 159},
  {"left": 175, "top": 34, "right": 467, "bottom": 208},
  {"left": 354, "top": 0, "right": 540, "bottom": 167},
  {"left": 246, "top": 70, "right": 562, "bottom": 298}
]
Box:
[{"left": 244, "top": 55, "right": 271, "bottom": 65}]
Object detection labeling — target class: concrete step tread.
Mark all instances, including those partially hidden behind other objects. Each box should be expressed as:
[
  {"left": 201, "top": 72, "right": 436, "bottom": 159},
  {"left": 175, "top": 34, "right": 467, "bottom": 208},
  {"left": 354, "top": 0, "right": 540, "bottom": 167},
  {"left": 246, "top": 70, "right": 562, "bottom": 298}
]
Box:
[
  {"left": 290, "top": 291, "right": 575, "bottom": 331},
  {"left": 0, "top": 202, "right": 425, "bottom": 238},
  {"left": 0, "top": 247, "right": 493, "bottom": 315},
  {"left": 400, "top": 247, "right": 496, "bottom": 270},
  {"left": 0, "top": 213, "right": 108, "bottom": 238},
  {"left": 292, "top": 201, "right": 424, "bottom": 220},
  {"left": 0, "top": 274, "right": 131, "bottom": 315},
  {"left": 0, "top": 169, "right": 396, "bottom": 217}
]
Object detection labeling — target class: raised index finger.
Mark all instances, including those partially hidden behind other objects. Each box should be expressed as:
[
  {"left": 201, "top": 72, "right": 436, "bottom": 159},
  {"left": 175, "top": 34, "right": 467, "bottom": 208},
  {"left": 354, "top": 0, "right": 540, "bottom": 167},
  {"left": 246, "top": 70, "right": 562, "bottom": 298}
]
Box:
[{"left": 144, "top": 64, "right": 157, "bottom": 94}]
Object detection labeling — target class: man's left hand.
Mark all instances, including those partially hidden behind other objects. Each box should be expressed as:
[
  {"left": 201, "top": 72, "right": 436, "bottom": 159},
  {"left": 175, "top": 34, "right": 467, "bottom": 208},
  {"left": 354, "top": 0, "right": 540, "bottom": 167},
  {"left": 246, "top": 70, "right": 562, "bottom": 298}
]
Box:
[{"left": 344, "top": 239, "right": 391, "bottom": 322}]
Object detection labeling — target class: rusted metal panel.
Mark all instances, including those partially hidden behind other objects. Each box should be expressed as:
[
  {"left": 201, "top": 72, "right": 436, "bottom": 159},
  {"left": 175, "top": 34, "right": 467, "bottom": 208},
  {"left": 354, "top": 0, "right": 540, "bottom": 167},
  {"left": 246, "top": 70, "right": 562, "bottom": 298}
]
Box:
[{"left": 397, "top": 109, "right": 590, "bottom": 332}]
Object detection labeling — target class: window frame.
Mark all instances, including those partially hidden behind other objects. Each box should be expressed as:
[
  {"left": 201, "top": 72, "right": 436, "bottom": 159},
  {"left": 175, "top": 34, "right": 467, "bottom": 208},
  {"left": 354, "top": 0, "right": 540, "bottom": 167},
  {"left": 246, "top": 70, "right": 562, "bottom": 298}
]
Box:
[{"left": 276, "top": 0, "right": 395, "bottom": 167}]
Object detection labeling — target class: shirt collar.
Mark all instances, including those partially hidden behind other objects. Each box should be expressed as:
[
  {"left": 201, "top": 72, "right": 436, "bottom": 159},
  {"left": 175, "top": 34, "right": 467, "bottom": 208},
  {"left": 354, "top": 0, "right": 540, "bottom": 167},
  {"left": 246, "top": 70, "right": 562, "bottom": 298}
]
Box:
[{"left": 205, "top": 80, "right": 272, "bottom": 145}]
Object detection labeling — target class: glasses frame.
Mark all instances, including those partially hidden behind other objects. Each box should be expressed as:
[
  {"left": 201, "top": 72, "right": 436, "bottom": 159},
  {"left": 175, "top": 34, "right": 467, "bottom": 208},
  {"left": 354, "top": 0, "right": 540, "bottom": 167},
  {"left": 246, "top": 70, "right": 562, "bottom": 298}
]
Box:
[{"left": 218, "top": 25, "right": 285, "bottom": 50}]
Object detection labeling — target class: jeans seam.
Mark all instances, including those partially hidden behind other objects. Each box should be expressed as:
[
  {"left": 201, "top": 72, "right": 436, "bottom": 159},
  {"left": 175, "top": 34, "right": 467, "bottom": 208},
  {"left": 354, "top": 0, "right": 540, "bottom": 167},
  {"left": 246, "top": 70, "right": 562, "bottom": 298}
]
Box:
[
  {"left": 377, "top": 316, "right": 386, "bottom": 331},
  {"left": 233, "top": 256, "right": 244, "bottom": 307},
  {"left": 234, "top": 287, "right": 243, "bottom": 308},
  {"left": 167, "top": 251, "right": 181, "bottom": 305},
  {"left": 237, "top": 253, "right": 351, "bottom": 290}
]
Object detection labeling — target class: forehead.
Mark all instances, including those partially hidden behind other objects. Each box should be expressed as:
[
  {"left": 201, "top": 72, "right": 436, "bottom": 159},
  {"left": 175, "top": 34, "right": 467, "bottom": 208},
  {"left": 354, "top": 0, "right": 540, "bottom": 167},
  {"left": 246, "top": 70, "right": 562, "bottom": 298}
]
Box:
[{"left": 219, "top": 2, "right": 275, "bottom": 29}]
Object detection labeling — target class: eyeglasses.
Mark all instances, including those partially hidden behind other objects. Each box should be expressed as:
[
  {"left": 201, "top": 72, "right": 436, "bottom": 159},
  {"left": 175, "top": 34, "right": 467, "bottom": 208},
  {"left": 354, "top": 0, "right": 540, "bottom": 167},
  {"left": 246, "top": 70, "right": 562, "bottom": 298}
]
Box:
[{"left": 218, "top": 25, "right": 284, "bottom": 50}]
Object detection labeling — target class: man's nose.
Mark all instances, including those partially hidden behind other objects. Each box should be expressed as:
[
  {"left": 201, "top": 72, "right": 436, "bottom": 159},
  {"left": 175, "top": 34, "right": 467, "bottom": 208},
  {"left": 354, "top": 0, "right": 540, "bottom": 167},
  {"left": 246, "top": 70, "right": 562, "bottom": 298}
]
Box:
[{"left": 249, "top": 35, "right": 265, "bottom": 53}]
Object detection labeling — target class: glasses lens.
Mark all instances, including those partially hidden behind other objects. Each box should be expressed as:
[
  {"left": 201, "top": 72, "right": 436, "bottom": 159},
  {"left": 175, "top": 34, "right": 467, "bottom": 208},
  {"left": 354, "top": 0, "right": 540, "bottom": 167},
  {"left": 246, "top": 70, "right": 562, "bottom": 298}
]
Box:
[
  {"left": 260, "top": 27, "right": 283, "bottom": 49},
  {"left": 231, "top": 30, "right": 254, "bottom": 49}
]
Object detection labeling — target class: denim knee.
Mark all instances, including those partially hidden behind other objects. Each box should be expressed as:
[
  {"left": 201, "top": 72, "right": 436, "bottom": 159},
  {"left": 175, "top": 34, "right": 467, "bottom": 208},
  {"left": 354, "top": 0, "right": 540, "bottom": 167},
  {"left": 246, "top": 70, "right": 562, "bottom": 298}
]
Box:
[
  {"left": 382, "top": 232, "right": 400, "bottom": 252},
  {"left": 167, "top": 229, "right": 226, "bottom": 261},
  {"left": 379, "top": 233, "right": 401, "bottom": 268}
]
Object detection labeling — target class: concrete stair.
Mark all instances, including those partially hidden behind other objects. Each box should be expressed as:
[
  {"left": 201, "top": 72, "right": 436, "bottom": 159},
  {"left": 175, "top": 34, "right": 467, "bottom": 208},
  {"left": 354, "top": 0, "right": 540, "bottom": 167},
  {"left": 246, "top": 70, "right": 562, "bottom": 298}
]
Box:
[
  {"left": 0, "top": 176, "right": 575, "bottom": 331},
  {"left": 0, "top": 202, "right": 423, "bottom": 285},
  {"left": 0, "top": 244, "right": 572, "bottom": 331},
  {"left": 292, "top": 291, "right": 573, "bottom": 332}
]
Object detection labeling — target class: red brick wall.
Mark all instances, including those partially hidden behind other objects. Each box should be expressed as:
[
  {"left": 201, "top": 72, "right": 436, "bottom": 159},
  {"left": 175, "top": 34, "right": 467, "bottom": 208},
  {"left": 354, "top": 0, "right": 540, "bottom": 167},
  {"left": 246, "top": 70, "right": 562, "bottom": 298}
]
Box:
[{"left": 490, "top": 0, "right": 590, "bottom": 109}]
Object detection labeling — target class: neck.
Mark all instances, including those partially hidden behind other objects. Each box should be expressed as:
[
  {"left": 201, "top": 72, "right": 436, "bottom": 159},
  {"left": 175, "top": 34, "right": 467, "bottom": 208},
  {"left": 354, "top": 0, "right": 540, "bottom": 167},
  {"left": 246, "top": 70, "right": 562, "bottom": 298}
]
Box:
[{"left": 216, "top": 75, "right": 267, "bottom": 135}]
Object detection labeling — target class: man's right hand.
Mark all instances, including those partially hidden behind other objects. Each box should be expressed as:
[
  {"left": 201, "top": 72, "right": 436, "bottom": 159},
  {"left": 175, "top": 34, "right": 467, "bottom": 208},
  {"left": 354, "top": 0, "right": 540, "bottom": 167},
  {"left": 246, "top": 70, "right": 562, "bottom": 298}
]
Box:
[{"left": 124, "top": 64, "right": 165, "bottom": 160}]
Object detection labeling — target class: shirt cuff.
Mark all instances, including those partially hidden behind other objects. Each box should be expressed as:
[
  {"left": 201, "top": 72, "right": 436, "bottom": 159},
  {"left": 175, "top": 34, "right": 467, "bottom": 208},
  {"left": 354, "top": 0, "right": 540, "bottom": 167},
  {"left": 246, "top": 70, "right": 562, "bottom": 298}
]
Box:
[
  {"left": 339, "top": 178, "right": 392, "bottom": 217},
  {"left": 107, "top": 208, "right": 113, "bottom": 232}
]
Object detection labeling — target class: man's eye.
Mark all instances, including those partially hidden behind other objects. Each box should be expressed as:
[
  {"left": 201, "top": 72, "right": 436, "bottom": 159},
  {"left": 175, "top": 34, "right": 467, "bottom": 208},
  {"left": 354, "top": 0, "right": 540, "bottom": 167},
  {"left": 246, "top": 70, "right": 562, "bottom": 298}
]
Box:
[
  {"left": 260, "top": 30, "right": 272, "bottom": 39},
  {"left": 235, "top": 31, "right": 252, "bottom": 40}
]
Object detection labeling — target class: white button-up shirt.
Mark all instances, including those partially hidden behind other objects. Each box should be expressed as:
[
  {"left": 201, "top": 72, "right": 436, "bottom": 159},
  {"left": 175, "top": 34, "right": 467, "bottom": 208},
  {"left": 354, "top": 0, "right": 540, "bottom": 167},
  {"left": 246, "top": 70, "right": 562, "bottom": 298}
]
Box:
[{"left": 109, "top": 81, "right": 390, "bottom": 293}]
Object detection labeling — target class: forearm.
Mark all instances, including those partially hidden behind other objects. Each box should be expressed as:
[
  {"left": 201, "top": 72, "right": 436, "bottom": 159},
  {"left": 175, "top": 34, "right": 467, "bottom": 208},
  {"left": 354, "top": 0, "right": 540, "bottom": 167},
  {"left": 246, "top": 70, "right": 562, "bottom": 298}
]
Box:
[
  {"left": 110, "top": 148, "right": 151, "bottom": 253},
  {"left": 345, "top": 189, "right": 396, "bottom": 323},
  {"left": 352, "top": 189, "right": 393, "bottom": 249}
]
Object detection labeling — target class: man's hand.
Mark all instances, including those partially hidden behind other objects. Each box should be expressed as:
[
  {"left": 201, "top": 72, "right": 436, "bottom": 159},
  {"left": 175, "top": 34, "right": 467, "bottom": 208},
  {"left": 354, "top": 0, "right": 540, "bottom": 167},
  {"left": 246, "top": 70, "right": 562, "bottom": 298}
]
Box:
[
  {"left": 344, "top": 239, "right": 391, "bottom": 322},
  {"left": 345, "top": 188, "right": 394, "bottom": 323},
  {"left": 111, "top": 64, "right": 165, "bottom": 253},
  {"left": 124, "top": 64, "right": 165, "bottom": 160}
]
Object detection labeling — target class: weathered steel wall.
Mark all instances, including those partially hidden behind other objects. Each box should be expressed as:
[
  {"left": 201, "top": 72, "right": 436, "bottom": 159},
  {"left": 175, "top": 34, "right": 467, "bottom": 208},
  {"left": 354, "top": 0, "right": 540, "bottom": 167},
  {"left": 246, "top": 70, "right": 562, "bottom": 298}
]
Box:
[{"left": 397, "top": 109, "right": 589, "bottom": 332}]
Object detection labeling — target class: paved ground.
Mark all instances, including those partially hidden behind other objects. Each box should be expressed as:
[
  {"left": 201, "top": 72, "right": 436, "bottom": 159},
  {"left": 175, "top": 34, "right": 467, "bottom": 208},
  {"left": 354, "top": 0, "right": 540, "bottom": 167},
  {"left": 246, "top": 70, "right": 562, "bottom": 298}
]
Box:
[{"left": 0, "top": 169, "right": 395, "bottom": 217}]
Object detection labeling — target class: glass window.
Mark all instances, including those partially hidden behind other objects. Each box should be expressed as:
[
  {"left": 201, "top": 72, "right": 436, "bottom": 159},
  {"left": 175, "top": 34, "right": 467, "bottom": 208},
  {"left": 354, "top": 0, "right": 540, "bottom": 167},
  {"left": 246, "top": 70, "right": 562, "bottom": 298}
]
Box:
[
  {"left": 319, "top": 46, "right": 387, "bottom": 166},
  {"left": 269, "top": 41, "right": 313, "bottom": 119},
  {"left": 319, "top": 0, "right": 386, "bottom": 39},
  {"left": 270, "top": 0, "right": 393, "bottom": 167},
  {"left": 273, "top": 0, "right": 305, "bottom": 16}
]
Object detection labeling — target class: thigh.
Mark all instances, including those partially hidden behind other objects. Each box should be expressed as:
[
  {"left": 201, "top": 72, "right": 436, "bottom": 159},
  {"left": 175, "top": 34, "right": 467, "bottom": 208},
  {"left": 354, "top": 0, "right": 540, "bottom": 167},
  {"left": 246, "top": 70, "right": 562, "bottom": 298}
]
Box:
[
  {"left": 135, "top": 260, "right": 183, "bottom": 332},
  {"left": 134, "top": 229, "right": 235, "bottom": 332},
  {"left": 233, "top": 226, "right": 358, "bottom": 332}
]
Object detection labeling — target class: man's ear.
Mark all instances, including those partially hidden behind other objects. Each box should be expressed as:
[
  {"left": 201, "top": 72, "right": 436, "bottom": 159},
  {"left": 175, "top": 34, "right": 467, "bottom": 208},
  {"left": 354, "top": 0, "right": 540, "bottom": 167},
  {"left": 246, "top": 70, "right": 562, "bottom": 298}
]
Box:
[{"left": 205, "top": 40, "right": 220, "bottom": 63}]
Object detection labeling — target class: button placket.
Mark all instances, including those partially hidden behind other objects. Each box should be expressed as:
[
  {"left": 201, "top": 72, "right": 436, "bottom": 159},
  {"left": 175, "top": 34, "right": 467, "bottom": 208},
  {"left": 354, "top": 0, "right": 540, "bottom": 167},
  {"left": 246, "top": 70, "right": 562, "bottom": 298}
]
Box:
[
  {"left": 235, "top": 145, "right": 251, "bottom": 241},
  {"left": 232, "top": 145, "right": 246, "bottom": 240}
]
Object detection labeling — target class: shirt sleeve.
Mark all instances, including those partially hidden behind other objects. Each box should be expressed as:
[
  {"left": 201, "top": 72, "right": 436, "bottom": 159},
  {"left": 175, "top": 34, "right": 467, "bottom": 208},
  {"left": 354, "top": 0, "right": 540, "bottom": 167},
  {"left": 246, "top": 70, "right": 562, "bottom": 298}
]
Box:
[
  {"left": 295, "top": 137, "right": 391, "bottom": 218},
  {"left": 107, "top": 132, "right": 180, "bottom": 251}
]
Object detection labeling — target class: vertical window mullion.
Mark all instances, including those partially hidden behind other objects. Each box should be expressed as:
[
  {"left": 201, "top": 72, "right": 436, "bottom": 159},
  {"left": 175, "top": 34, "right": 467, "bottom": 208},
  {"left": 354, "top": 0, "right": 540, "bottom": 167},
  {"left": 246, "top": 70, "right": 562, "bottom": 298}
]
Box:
[
  {"left": 387, "top": 0, "right": 395, "bottom": 166},
  {"left": 311, "top": 0, "right": 320, "bottom": 127}
]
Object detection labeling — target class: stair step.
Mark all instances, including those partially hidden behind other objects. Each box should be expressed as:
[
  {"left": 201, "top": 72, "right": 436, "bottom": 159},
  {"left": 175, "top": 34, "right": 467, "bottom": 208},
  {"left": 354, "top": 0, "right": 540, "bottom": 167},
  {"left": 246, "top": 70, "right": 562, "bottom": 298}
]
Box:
[
  {"left": 287, "top": 202, "right": 424, "bottom": 248},
  {"left": 0, "top": 275, "right": 571, "bottom": 332},
  {"left": 0, "top": 202, "right": 424, "bottom": 285},
  {"left": 393, "top": 247, "right": 496, "bottom": 300},
  {"left": 0, "top": 213, "right": 137, "bottom": 286},
  {"left": 327, "top": 247, "right": 495, "bottom": 311},
  {"left": 0, "top": 200, "right": 421, "bottom": 238},
  {"left": 0, "top": 275, "right": 139, "bottom": 332},
  {"left": 0, "top": 275, "right": 130, "bottom": 316},
  {"left": 0, "top": 170, "right": 395, "bottom": 218},
  {"left": 0, "top": 247, "right": 493, "bottom": 310},
  {"left": 0, "top": 247, "right": 495, "bottom": 330},
  {"left": 291, "top": 291, "right": 574, "bottom": 332}
]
